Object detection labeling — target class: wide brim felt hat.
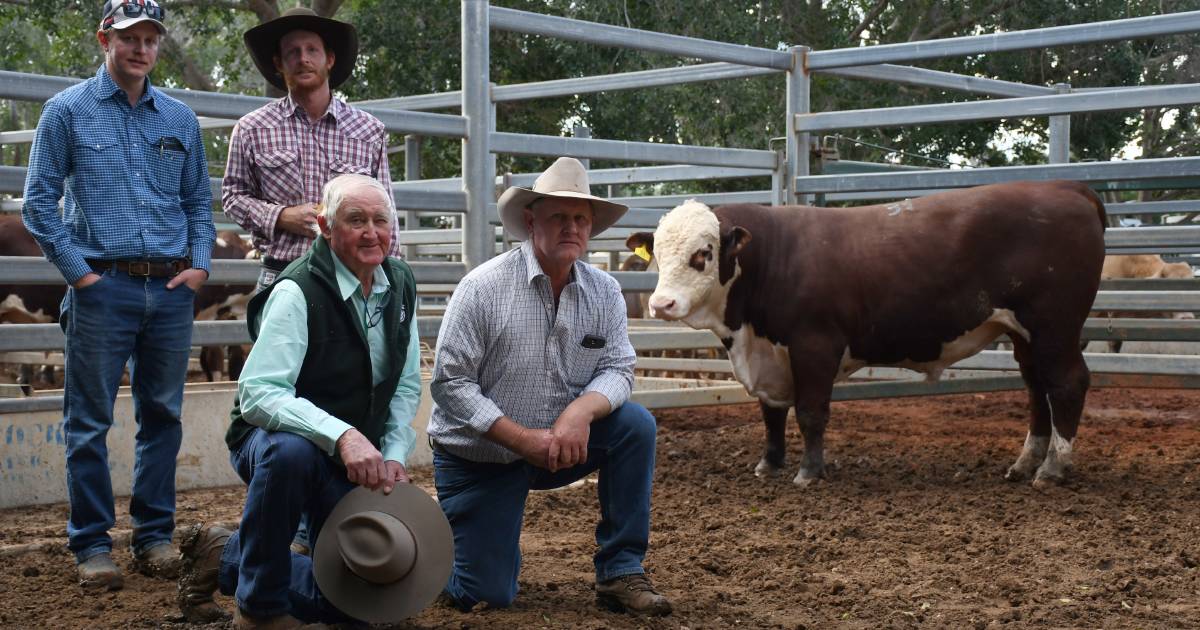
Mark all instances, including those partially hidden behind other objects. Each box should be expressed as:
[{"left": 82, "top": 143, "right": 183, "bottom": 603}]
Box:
[
  {"left": 497, "top": 157, "right": 629, "bottom": 240},
  {"left": 243, "top": 7, "right": 358, "bottom": 92},
  {"left": 313, "top": 485, "right": 454, "bottom": 623}
]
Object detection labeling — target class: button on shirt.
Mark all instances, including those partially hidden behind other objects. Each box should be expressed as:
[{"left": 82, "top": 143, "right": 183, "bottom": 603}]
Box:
[
  {"left": 221, "top": 95, "right": 400, "bottom": 263},
  {"left": 428, "top": 240, "right": 636, "bottom": 464},
  {"left": 237, "top": 256, "right": 421, "bottom": 464},
  {"left": 21, "top": 66, "right": 215, "bottom": 285}
]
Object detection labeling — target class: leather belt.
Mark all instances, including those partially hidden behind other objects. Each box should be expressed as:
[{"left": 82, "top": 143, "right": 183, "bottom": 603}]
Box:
[
  {"left": 262, "top": 256, "right": 291, "bottom": 273},
  {"left": 87, "top": 258, "right": 190, "bottom": 278}
]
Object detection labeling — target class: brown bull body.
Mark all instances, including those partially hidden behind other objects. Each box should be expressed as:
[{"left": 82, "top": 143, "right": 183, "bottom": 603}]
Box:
[{"left": 642, "top": 180, "right": 1107, "bottom": 487}]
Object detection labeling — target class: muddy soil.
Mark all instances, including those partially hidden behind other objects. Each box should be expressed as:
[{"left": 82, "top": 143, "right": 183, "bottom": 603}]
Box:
[{"left": 2, "top": 387, "right": 1200, "bottom": 629}]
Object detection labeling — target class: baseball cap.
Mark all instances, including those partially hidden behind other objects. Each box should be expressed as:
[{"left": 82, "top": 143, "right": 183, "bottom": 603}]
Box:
[{"left": 100, "top": 0, "right": 166, "bottom": 34}]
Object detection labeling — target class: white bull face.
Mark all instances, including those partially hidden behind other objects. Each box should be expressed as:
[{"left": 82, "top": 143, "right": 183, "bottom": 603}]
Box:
[{"left": 641, "top": 200, "right": 749, "bottom": 323}]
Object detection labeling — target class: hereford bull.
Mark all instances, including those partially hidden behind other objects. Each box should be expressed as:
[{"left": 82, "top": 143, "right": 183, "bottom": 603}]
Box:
[{"left": 633, "top": 180, "right": 1106, "bottom": 488}]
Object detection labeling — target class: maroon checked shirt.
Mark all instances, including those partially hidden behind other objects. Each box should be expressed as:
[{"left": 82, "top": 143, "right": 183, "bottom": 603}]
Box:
[{"left": 222, "top": 95, "right": 401, "bottom": 262}]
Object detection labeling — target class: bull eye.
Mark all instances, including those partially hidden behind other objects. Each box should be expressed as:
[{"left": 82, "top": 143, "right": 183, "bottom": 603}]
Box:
[{"left": 688, "top": 247, "right": 710, "bottom": 272}]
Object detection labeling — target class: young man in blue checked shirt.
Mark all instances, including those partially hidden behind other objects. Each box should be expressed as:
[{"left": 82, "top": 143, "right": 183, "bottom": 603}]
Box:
[
  {"left": 21, "top": 0, "right": 215, "bottom": 591},
  {"left": 428, "top": 157, "right": 673, "bottom": 617}
]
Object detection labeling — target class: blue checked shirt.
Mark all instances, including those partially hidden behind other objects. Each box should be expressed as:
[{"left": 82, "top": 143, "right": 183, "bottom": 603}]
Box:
[
  {"left": 428, "top": 240, "right": 636, "bottom": 464},
  {"left": 22, "top": 65, "right": 215, "bottom": 285}
]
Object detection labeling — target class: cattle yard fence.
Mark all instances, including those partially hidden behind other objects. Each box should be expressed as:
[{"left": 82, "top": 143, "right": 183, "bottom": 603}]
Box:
[{"left": 2, "top": 2, "right": 1200, "bottom": 417}]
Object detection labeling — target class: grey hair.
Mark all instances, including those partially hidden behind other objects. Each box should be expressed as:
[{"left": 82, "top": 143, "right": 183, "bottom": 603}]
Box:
[{"left": 321, "top": 174, "right": 395, "bottom": 226}]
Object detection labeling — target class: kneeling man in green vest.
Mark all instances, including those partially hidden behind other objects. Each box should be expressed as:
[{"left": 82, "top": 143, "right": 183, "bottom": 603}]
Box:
[{"left": 177, "top": 173, "right": 421, "bottom": 628}]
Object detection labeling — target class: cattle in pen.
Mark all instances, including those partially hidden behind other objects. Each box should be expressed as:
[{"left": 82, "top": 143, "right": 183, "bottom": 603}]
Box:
[{"left": 631, "top": 180, "right": 1106, "bottom": 489}]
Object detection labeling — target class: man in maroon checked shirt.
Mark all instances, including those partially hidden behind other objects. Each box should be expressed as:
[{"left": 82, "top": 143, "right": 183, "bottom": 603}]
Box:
[{"left": 223, "top": 7, "right": 401, "bottom": 291}]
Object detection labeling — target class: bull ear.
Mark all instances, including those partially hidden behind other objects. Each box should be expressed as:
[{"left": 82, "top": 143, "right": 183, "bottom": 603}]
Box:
[
  {"left": 626, "top": 231, "right": 654, "bottom": 256},
  {"left": 724, "top": 226, "right": 752, "bottom": 258}
]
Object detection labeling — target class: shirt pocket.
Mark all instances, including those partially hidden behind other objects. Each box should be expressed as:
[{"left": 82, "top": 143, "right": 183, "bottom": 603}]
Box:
[
  {"left": 255, "top": 148, "right": 303, "bottom": 204},
  {"left": 329, "top": 157, "right": 372, "bottom": 177},
  {"left": 141, "top": 130, "right": 186, "bottom": 197},
  {"left": 330, "top": 137, "right": 375, "bottom": 177},
  {"left": 72, "top": 137, "right": 123, "bottom": 190},
  {"left": 565, "top": 332, "right": 605, "bottom": 389}
]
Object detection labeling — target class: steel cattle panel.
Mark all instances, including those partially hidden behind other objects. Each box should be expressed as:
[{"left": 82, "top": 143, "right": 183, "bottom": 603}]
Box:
[
  {"left": 491, "top": 133, "right": 778, "bottom": 169},
  {"left": 795, "top": 84, "right": 1200, "bottom": 132},
  {"left": 807, "top": 11, "right": 1200, "bottom": 69},
  {"left": 795, "top": 157, "right": 1200, "bottom": 193},
  {"left": 489, "top": 7, "right": 791, "bottom": 70}
]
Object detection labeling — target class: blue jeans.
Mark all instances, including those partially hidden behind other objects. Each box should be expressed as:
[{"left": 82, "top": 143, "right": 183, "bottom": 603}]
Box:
[
  {"left": 434, "top": 402, "right": 657, "bottom": 610},
  {"left": 62, "top": 270, "right": 194, "bottom": 562},
  {"left": 217, "top": 428, "right": 355, "bottom": 624}
]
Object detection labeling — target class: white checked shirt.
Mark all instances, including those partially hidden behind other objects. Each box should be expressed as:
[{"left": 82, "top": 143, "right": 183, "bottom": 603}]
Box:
[
  {"left": 428, "top": 240, "right": 636, "bottom": 464},
  {"left": 221, "top": 95, "right": 400, "bottom": 262}
]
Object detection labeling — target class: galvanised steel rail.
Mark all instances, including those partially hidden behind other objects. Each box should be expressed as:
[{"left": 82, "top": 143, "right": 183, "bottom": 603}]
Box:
[
  {"left": 489, "top": 132, "right": 779, "bottom": 169},
  {"left": 0, "top": 70, "right": 468, "bottom": 138},
  {"left": 795, "top": 83, "right": 1200, "bottom": 132},
  {"left": 794, "top": 157, "right": 1200, "bottom": 193},
  {"left": 359, "top": 62, "right": 1050, "bottom": 114},
  {"left": 0, "top": 257, "right": 466, "bottom": 286},
  {"left": 821, "top": 64, "right": 1055, "bottom": 97},
  {"left": 0, "top": 165, "right": 467, "bottom": 212},
  {"left": 807, "top": 11, "right": 1200, "bottom": 69},
  {"left": 489, "top": 6, "right": 792, "bottom": 70}
]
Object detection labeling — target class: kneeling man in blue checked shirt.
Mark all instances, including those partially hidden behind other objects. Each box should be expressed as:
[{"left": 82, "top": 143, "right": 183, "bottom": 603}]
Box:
[
  {"left": 428, "top": 157, "right": 672, "bottom": 616},
  {"left": 176, "top": 174, "right": 422, "bottom": 628}
]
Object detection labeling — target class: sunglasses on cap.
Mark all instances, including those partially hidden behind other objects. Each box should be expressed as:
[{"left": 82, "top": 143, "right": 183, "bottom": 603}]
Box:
[{"left": 102, "top": 1, "right": 165, "bottom": 24}]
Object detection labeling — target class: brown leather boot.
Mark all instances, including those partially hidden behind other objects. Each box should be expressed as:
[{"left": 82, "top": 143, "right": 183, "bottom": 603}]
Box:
[
  {"left": 132, "top": 541, "right": 181, "bottom": 579},
  {"left": 232, "top": 607, "right": 303, "bottom": 629},
  {"left": 595, "top": 573, "right": 672, "bottom": 616},
  {"left": 77, "top": 552, "right": 124, "bottom": 591},
  {"left": 177, "top": 523, "right": 232, "bottom": 623}
]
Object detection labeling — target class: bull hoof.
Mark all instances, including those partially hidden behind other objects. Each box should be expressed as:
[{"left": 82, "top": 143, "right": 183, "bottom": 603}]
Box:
[
  {"left": 754, "top": 458, "right": 784, "bottom": 478},
  {"left": 1004, "top": 465, "right": 1032, "bottom": 483},
  {"left": 1032, "top": 471, "right": 1066, "bottom": 490},
  {"left": 792, "top": 469, "right": 824, "bottom": 488}
]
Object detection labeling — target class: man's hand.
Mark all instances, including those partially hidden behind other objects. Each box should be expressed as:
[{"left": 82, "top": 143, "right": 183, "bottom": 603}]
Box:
[
  {"left": 72, "top": 273, "right": 102, "bottom": 289},
  {"left": 548, "top": 408, "right": 592, "bottom": 472},
  {"left": 167, "top": 268, "right": 208, "bottom": 292},
  {"left": 277, "top": 203, "right": 320, "bottom": 237},
  {"left": 337, "top": 428, "right": 389, "bottom": 491},
  {"left": 383, "top": 460, "right": 410, "bottom": 494},
  {"left": 518, "top": 428, "right": 555, "bottom": 469}
]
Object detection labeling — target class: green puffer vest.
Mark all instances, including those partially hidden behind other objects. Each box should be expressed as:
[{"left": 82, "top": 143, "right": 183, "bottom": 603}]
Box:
[{"left": 225, "top": 236, "right": 416, "bottom": 452}]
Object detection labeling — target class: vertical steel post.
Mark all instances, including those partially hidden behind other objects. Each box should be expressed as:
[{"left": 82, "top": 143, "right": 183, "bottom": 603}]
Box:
[
  {"left": 403, "top": 134, "right": 421, "bottom": 259},
  {"left": 573, "top": 125, "right": 613, "bottom": 267},
  {"left": 573, "top": 125, "right": 591, "bottom": 169},
  {"left": 462, "top": 0, "right": 493, "bottom": 268},
  {"left": 1048, "top": 82, "right": 1071, "bottom": 165},
  {"left": 786, "top": 46, "right": 811, "bottom": 205},
  {"left": 771, "top": 146, "right": 786, "bottom": 206}
]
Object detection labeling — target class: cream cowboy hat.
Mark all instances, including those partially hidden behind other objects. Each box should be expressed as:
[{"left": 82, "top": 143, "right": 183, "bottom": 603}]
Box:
[
  {"left": 497, "top": 157, "right": 628, "bottom": 240},
  {"left": 312, "top": 485, "right": 454, "bottom": 623}
]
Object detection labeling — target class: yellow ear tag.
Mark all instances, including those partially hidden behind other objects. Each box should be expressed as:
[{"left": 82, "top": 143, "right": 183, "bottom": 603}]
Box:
[{"left": 634, "top": 245, "right": 652, "bottom": 261}]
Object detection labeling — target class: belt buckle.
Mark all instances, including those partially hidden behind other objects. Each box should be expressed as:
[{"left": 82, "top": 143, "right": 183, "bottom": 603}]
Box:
[{"left": 128, "top": 261, "right": 151, "bottom": 277}]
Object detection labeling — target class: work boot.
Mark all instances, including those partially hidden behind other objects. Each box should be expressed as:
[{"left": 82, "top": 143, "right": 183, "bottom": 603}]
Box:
[
  {"left": 77, "top": 552, "right": 124, "bottom": 591},
  {"left": 595, "top": 573, "right": 672, "bottom": 616},
  {"left": 233, "top": 608, "right": 303, "bottom": 629},
  {"left": 177, "top": 523, "right": 232, "bottom": 623},
  {"left": 132, "top": 541, "right": 181, "bottom": 579}
]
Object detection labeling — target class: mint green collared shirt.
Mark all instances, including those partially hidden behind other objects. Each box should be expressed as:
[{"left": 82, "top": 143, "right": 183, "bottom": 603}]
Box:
[{"left": 237, "top": 255, "right": 420, "bottom": 464}]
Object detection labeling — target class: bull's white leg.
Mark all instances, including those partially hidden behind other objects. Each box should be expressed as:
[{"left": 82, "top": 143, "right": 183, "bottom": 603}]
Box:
[
  {"left": 1033, "top": 419, "right": 1074, "bottom": 488},
  {"left": 1005, "top": 431, "right": 1050, "bottom": 482}
]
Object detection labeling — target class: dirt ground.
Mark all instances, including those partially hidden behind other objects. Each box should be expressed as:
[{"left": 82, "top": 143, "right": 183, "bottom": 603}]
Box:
[{"left": 2, "top": 387, "right": 1200, "bottom": 629}]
